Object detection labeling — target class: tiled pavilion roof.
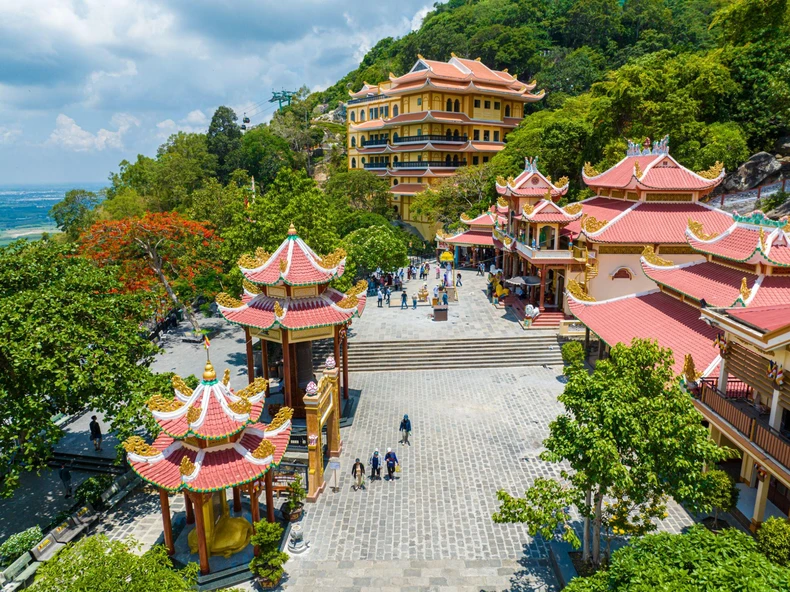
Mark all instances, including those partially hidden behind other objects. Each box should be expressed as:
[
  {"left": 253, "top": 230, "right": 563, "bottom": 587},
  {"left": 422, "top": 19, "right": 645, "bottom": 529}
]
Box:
[{"left": 495, "top": 157, "right": 569, "bottom": 199}]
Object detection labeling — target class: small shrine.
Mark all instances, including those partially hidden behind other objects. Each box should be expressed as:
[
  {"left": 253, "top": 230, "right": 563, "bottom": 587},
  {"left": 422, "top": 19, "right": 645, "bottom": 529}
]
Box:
[
  {"left": 215, "top": 224, "right": 367, "bottom": 419},
  {"left": 125, "top": 361, "right": 292, "bottom": 575}
]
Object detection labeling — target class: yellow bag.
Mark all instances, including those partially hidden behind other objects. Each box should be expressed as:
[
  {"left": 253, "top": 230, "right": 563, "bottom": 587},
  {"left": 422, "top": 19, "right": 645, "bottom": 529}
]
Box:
[{"left": 395, "top": 465, "right": 401, "bottom": 473}]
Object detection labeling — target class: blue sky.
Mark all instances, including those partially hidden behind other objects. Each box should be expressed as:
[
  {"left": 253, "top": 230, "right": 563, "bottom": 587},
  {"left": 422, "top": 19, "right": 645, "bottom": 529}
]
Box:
[{"left": 0, "top": 0, "right": 436, "bottom": 184}]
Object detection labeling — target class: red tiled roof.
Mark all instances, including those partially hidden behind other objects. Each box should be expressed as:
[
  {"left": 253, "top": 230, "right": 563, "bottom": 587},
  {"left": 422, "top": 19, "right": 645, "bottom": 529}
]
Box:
[
  {"left": 441, "top": 229, "right": 494, "bottom": 247},
  {"left": 587, "top": 202, "right": 732, "bottom": 244},
  {"left": 765, "top": 232, "right": 790, "bottom": 267},
  {"left": 462, "top": 211, "right": 495, "bottom": 227},
  {"left": 129, "top": 424, "right": 291, "bottom": 493},
  {"left": 724, "top": 305, "right": 790, "bottom": 333},
  {"left": 468, "top": 142, "right": 505, "bottom": 152},
  {"left": 524, "top": 200, "right": 583, "bottom": 224},
  {"left": 220, "top": 289, "right": 366, "bottom": 332},
  {"left": 503, "top": 117, "right": 523, "bottom": 127},
  {"left": 641, "top": 261, "right": 756, "bottom": 307},
  {"left": 564, "top": 197, "right": 633, "bottom": 239},
  {"left": 687, "top": 224, "right": 756, "bottom": 261},
  {"left": 750, "top": 276, "right": 790, "bottom": 308},
  {"left": 242, "top": 234, "right": 345, "bottom": 286},
  {"left": 568, "top": 290, "right": 719, "bottom": 376},
  {"left": 389, "top": 183, "right": 426, "bottom": 195},
  {"left": 584, "top": 154, "right": 724, "bottom": 192},
  {"left": 496, "top": 163, "right": 569, "bottom": 198}
]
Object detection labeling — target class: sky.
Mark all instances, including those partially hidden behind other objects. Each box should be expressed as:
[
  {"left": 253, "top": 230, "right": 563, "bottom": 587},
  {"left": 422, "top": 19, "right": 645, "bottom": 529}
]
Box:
[{"left": 0, "top": 0, "right": 438, "bottom": 185}]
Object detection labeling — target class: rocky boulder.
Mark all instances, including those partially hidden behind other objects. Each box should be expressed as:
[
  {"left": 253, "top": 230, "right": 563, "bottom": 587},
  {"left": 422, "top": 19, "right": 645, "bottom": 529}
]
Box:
[{"left": 722, "top": 152, "right": 783, "bottom": 192}]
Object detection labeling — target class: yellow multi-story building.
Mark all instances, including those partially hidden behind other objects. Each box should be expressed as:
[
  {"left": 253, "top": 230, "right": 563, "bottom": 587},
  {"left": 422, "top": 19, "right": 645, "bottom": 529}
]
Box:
[{"left": 346, "top": 54, "right": 544, "bottom": 239}]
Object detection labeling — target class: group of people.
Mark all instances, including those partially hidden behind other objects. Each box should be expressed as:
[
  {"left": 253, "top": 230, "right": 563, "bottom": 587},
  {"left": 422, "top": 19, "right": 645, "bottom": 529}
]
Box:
[{"left": 351, "top": 415, "right": 411, "bottom": 491}]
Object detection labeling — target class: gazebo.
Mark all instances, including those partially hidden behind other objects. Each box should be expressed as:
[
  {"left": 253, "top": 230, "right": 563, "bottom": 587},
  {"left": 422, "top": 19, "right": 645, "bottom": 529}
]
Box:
[
  {"left": 124, "top": 361, "right": 292, "bottom": 575},
  {"left": 215, "top": 224, "right": 367, "bottom": 419}
]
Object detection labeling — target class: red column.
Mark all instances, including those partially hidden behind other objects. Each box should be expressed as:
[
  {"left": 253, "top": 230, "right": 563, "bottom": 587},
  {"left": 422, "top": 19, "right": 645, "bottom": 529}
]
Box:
[
  {"left": 249, "top": 482, "right": 261, "bottom": 557},
  {"left": 232, "top": 486, "right": 242, "bottom": 513},
  {"left": 334, "top": 325, "right": 341, "bottom": 396},
  {"left": 261, "top": 339, "right": 269, "bottom": 383},
  {"left": 539, "top": 265, "right": 546, "bottom": 311},
  {"left": 184, "top": 491, "right": 194, "bottom": 525},
  {"left": 265, "top": 471, "right": 275, "bottom": 523},
  {"left": 342, "top": 326, "right": 349, "bottom": 400},
  {"left": 159, "top": 489, "right": 174, "bottom": 555},
  {"left": 244, "top": 328, "right": 255, "bottom": 385},
  {"left": 281, "top": 330, "right": 291, "bottom": 407},
  {"left": 192, "top": 493, "right": 210, "bottom": 575}
]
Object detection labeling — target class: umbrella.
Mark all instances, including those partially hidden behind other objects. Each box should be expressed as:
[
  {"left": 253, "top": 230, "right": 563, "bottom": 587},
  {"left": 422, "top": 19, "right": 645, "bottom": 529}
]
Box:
[{"left": 505, "top": 276, "right": 541, "bottom": 286}]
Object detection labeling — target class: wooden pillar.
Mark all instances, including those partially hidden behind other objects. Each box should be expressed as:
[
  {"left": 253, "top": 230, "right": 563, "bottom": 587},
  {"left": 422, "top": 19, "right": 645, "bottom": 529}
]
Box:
[
  {"left": 584, "top": 327, "right": 590, "bottom": 359},
  {"left": 244, "top": 328, "right": 255, "bottom": 385},
  {"left": 717, "top": 357, "right": 728, "bottom": 393},
  {"left": 159, "top": 489, "right": 175, "bottom": 556},
  {"left": 342, "top": 326, "right": 349, "bottom": 400},
  {"left": 538, "top": 265, "right": 546, "bottom": 310},
  {"left": 184, "top": 491, "right": 194, "bottom": 525},
  {"left": 751, "top": 471, "right": 770, "bottom": 532},
  {"left": 261, "top": 339, "right": 269, "bottom": 383},
  {"left": 334, "top": 325, "right": 341, "bottom": 399},
  {"left": 265, "top": 471, "right": 275, "bottom": 523},
  {"left": 281, "top": 330, "right": 291, "bottom": 407},
  {"left": 192, "top": 493, "right": 210, "bottom": 575},
  {"left": 232, "top": 486, "right": 242, "bottom": 513},
  {"left": 249, "top": 482, "right": 261, "bottom": 558}
]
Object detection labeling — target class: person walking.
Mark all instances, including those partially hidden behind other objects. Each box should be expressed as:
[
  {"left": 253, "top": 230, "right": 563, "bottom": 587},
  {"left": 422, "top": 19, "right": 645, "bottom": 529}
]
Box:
[
  {"left": 399, "top": 414, "right": 412, "bottom": 445},
  {"left": 384, "top": 448, "right": 399, "bottom": 481},
  {"left": 412, "top": 292, "right": 417, "bottom": 309},
  {"left": 401, "top": 290, "right": 408, "bottom": 309},
  {"left": 478, "top": 262, "right": 485, "bottom": 276},
  {"left": 351, "top": 458, "right": 365, "bottom": 491},
  {"left": 377, "top": 287, "right": 383, "bottom": 308},
  {"left": 435, "top": 265, "right": 440, "bottom": 279},
  {"left": 370, "top": 449, "right": 381, "bottom": 480},
  {"left": 433, "top": 285, "right": 439, "bottom": 301},
  {"left": 385, "top": 286, "right": 391, "bottom": 305},
  {"left": 89, "top": 415, "right": 103, "bottom": 452},
  {"left": 442, "top": 291, "right": 449, "bottom": 305},
  {"left": 456, "top": 272, "right": 462, "bottom": 287},
  {"left": 59, "top": 464, "right": 72, "bottom": 498}
]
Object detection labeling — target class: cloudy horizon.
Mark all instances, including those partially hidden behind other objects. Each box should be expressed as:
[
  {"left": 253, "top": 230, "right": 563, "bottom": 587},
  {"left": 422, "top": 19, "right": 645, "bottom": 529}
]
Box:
[{"left": 0, "top": 0, "right": 438, "bottom": 185}]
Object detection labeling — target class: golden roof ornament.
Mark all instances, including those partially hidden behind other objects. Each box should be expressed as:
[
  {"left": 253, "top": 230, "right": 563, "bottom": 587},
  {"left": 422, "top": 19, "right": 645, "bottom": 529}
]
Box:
[
  {"left": 564, "top": 203, "right": 583, "bottom": 215},
  {"left": 243, "top": 279, "right": 261, "bottom": 295},
  {"left": 279, "top": 259, "right": 288, "bottom": 273},
  {"left": 697, "top": 161, "right": 724, "bottom": 180},
  {"left": 180, "top": 456, "right": 196, "bottom": 477},
  {"left": 460, "top": 212, "right": 472, "bottom": 223},
  {"left": 237, "top": 248, "right": 270, "bottom": 269},
  {"left": 252, "top": 440, "right": 275, "bottom": 460},
  {"left": 186, "top": 405, "right": 201, "bottom": 424},
  {"left": 567, "top": 279, "right": 595, "bottom": 302},
  {"left": 347, "top": 279, "right": 368, "bottom": 296},
  {"left": 274, "top": 301, "right": 285, "bottom": 317},
  {"left": 497, "top": 196, "right": 508, "bottom": 207},
  {"left": 740, "top": 277, "right": 752, "bottom": 302},
  {"left": 557, "top": 176, "right": 569, "bottom": 187},
  {"left": 147, "top": 393, "right": 183, "bottom": 412},
  {"left": 581, "top": 214, "right": 608, "bottom": 234},
  {"left": 202, "top": 361, "right": 216, "bottom": 382},
  {"left": 642, "top": 245, "right": 673, "bottom": 267},
  {"left": 235, "top": 377, "right": 268, "bottom": 399},
  {"left": 288, "top": 222, "right": 297, "bottom": 236},
  {"left": 337, "top": 294, "right": 359, "bottom": 309},
  {"left": 228, "top": 398, "right": 252, "bottom": 415},
  {"left": 683, "top": 354, "right": 702, "bottom": 383},
  {"left": 687, "top": 218, "right": 720, "bottom": 241},
  {"left": 172, "top": 375, "right": 192, "bottom": 397},
  {"left": 584, "top": 162, "right": 600, "bottom": 177},
  {"left": 759, "top": 227, "right": 767, "bottom": 251},
  {"left": 222, "top": 368, "right": 230, "bottom": 386},
  {"left": 634, "top": 161, "right": 644, "bottom": 179},
  {"left": 546, "top": 175, "right": 552, "bottom": 183},
  {"left": 215, "top": 292, "right": 243, "bottom": 309},
  {"left": 320, "top": 247, "right": 346, "bottom": 269},
  {"left": 522, "top": 203, "right": 535, "bottom": 216},
  {"left": 544, "top": 189, "right": 553, "bottom": 201},
  {"left": 496, "top": 175, "right": 506, "bottom": 185},
  {"left": 268, "top": 407, "right": 294, "bottom": 430},
  {"left": 123, "top": 436, "right": 159, "bottom": 457},
  {"left": 417, "top": 54, "right": 425, "bottom": 60}
]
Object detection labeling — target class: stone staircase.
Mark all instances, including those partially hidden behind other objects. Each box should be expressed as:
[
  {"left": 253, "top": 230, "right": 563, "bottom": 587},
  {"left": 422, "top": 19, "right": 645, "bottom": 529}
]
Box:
[
  {"left": 529, "top": 311, "right": 567, "bottom": 329},
  {"left": 315, "top": 335, "right": 564, "bottom": 372}
]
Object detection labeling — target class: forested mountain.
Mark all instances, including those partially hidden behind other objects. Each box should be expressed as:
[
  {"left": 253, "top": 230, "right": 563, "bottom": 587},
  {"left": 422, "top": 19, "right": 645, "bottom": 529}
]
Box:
[{"left": 313, "top": 0, "right": 790, "bottom": 198}]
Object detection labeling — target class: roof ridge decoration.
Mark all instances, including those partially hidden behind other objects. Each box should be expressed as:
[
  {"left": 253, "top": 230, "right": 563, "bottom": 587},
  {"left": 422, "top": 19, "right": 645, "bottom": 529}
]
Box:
[
  {"left": 172, "top": 375, "right": 192, "bottom": 398},
  {"left": 460, "top": 213, "right": 472, "bottom": 223},
  {"left": 274, "top": 301, "right": 285, "bottom": 318},
  {"left": 524, "top": 156, "right": 539, "bottom": 173},
  {"left": 564, "top": 203, "right": 583, "bottom": 215},
  {"left": 634, "top": 161, "right": 644, "bottom": 180},
  {"left": 180, "top": 456, "right": 196, "bottom": 477},
  {"left": 522, "top": 203, "right": 535, "bottom": 216},
  {"left": 739, "top": 277, "right": 752, "bottom": 303},
  {"left": 697, "top": 162, "right": 724, "bottom": 180},
  {"left": 497, "top": 196, "right": 508, "bottom": 208},
  {"left": 626, "top": 135, "right": 670, "bottom": 157},
  {"left": 733, "top": 210, "right": 789, "bottom": 229},
  {"left": 687, "top": 218, "right": 720, "bottom": 241},
  {"left": 148, "top": 393, "right": 183, "bottom": 412},
  {"left": 567, "top": 279, "right": 595, "bottom": 302},
  {"left": 243, "top": 280, "right": 261, "bottom": 295},
  {"left": 584, "top": 162, "right": 600, "bottom": 177},
  {"left": 760, "top": 227, "right": 767, "bottom": 252},
  {"left": 642, "top": 246, "right": 674, "bottom": 267},
  {"left": 580, "top": 214, "right": 608, "bottom": 234},
  {"left": 238, "top": 248, "right": 270, "bottom": 270},
  {"left": 123, "top": 436, "right": 159, "bottom": 457},
  {"left": 682, "top": 353, "right": 702, "bottom": 383},
  {"left": 216, "top": 292, "right": 243, "bottom": 309}
]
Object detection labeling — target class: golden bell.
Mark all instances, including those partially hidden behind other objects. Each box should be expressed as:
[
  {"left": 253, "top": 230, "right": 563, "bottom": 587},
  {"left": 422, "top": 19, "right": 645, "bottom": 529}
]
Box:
[{"left": 203, "top": 361, "right": 217, "bottom": 382}]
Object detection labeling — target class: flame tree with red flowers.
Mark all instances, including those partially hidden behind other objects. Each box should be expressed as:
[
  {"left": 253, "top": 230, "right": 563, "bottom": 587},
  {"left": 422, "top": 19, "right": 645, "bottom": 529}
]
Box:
[{"left": 79, "top": 212, "right": 222, "bottom": 334}]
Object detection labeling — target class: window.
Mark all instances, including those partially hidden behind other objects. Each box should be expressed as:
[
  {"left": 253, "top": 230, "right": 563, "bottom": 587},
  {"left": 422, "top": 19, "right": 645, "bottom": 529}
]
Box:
[
  {"left": 454, "top": 99, "right": 460, "bottom": 112},
  {"left": 351, "top": 137, "right": 356, "bottom": 147},
  {"left": 446, "top": 98, "right": 453, "bottom": 111},
  {"left": 452, "top": 154, "right": 459, "bottom": 166},
  {"left": 417, "top": 97, "right": 422, "bottom": 106},
  {"left": 369, "top": 108, "right": 374, "bottom": 120},
  {"left": 383, "top": 105, "right": 389, "bottom": 117},
  {"left": 484, "top": 100, "right": 491, "bottom": 109},
  {"left": 417, "top": 155, "right": 423, "bottom": 162},
  {"left": 474, "top": 99, "right": 481, "bottom": 108},
  {"left": 393, "top": 132, "right": 399, "bottom": 141},
  {"left": 494, "top": 131, "right": 500, "bottom": 142},
  {"left": 393, "top": 179, "right": 399, "bottom": 186},
  {"left": 394, "top": 156, "right": 399, "bottom": 162},
  {"left": 361, "top": 157, "right": 366, "bottom": 163},
  {"left": 453, "top": 129, "right": 460, "bottom": 140},
  {"left": 373, "top": 107, "right": 378, "bottom": 119},
  {"left": 393, "top": 105, "right": 399, "bottom": 116},
  {"left": 360, "top": 110, "right": 365, "bottom": 121},
  {"left": 361, "top": 135, "right": 366, "bottom": 145},
  {"left": 483, "top": 156, "right": 489, "bottom": 163},
  {"left": 473, "top": 130, "right": 480, "bottom": 141},
  {"left": 494, "top": 102, "right": 500, "bottom": 110},
  {"left": 351, "top": 158, "right": 357, "bottom": 168},
  {"left": 473, "top": 156, "right": 479, "bottom": 165},
  {"left": 505, "top": 105, "right": 511, "bottom": 117},
  {"left": 417, "top": 128, "right": 422, "bottom": 136},
  {"left": 483, "top": 130, "right": 490, "bottom": 141},
  {"left": 350, "top": 111, "right": 356, "bottom": 122},
  {"left": 445, "top": 154, "right": 451, "bottom": 166}
]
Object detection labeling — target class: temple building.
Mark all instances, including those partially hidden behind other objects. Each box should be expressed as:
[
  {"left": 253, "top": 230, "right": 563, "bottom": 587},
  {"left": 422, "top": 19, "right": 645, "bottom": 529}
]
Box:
[
  {"left": 436, "top": 207, "right": 500, "bottom": 268},
  {"left": 346, "top": 54, "right": 544, "bottom": 238},
  {"left": 125, "top": 361, "right": 291, "bottom": 575}
]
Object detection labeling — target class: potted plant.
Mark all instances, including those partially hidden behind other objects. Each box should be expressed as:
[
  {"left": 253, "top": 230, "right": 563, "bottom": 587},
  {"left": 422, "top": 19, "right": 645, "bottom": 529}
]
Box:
[
  {"left": 283, "top": 475, "right": 306, "bottom": 522},
  {"left": 249, "top": 521, "right": 289, "bottom": 589}
]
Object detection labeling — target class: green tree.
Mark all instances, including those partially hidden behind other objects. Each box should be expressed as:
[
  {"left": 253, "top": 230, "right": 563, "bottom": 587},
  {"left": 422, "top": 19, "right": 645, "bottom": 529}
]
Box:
[
  {"left": 701, "top": 468, "right": 739, "bottom": 529},
  {"left": 31, "top": 536, "right": 199, "bottom": 591},
  {"left": 757, "top": 516, "right": 790, "bottom": 566},
  {"left": 622, "top": 0, "right": 673, "bottom": 43},
  {"left": 344, "top": 224, "right": 409, "bottom": 277},
  {"left": 101, "top": 187, "right": 148, "bottom": 220},
  {"left": 325, "top": 170, "right": 391, "bottom": 215},
  {"left": 240, "top": 125, "right": 295, "bottom": 190},
  {"left": 0, "top": 240, "right": 159, "bottom": 496},
  {"left": 189, "top": 178, "right": 248, "bottom": 233},
  {"left": 565, "top": 525, "right": 790, "bottom": 591},
  {"left": 49, "top": 189, "right": 101, "bottom": 240},
  {"left": 411, "top": 164, "right": 493, "bottom": 228},
  {"left": 151, "top": 132, "right": 216, "bottom": 211},
  {"left": 566, "top": 0, "right": 623, "bottom": 48},
  {"left": 493, "top": 339, "right": 731, "bottom": 566},
  {"left": 207, "top": 106, "right": 243, "bottom": 185}
]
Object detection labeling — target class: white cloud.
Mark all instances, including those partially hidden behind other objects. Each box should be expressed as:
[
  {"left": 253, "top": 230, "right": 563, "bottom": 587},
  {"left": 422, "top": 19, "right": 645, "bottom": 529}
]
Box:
[
  {"left": 411, "top": 5, "right": 431, "bottom": 31},
  {"left": 155, "top": 109, "right": 210, "bottom": 139},
  {"left": 184, "top": 110, "right": 207, "bottom": 125},
  {"left": 47, "top": 113, "right": 140, "bottom": 152},
  {"left": 0, "top": 126, "right": 21, "bottom": 144}
]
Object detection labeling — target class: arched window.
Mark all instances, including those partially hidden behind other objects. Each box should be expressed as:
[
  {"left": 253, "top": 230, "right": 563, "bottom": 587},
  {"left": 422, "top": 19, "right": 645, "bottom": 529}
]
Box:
[
  {"left": 351, "top": 137, "right": 356, "bottom": 147},
  {"left": 393, "top": 105, "right": 399, "bottom": 116},
  {"left": 417, "top": 128, "right": 422, "bottom": 136},
  {"left": 393, "top": 132, "right": 399, "bottom": 142},
  {"left": 453, "top": 129, "right": 460, "bottom": 141},
  {"left": 393, "top": 179, "right": 399, "bottom": 186},
  {"left": 351, "top": 158, "right": 357, "bottom": 168},
  {"left": 453, "top": 99, "right": 460, "bottom": 112},
  {"left": 350, "top": 111, "right": 356, "bottom": 122},
  {"left": 393, "top": 156, "right": 399, "bottom": 163},
  {"left": 445, "top": 154, "right": 451, "bottom": 166},
  {"left": 446, "top": 98, "right": 452, "bottom": 111},
  {"left": 361, "top": 157, "right": 366, "bottom": 164},
  {"left": 360, "top": 135, "right": 366, "bottom": 145},
  {"left": 359, "top": 110, "right": 365, "bottom": 121},
  {"left": 445, "top": 129, "right": 452, "bottom": 140},
  {"left": 453, "top": 154, "right": 459, "bottom": 166},
  {"left": 505, "top": 105, "right": 511, "bottom": 117}
]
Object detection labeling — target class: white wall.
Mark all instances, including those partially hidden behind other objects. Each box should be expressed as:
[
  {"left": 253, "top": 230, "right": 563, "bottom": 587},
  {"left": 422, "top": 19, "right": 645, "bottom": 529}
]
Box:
[{"left": 589, "top": 253, "right": 705, "bottom": 302}]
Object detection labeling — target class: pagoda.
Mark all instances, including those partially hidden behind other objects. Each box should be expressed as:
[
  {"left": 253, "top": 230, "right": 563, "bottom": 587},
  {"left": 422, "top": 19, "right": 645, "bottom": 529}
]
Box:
[
  {"left": 125, "top": 361, "right": 291, "bottom": 575},
  {"left": 215, "top": 224, "right": 366, "bottom": 419},
  {"left": 436, "top": 207, "right": 498, "bottom": 268}
]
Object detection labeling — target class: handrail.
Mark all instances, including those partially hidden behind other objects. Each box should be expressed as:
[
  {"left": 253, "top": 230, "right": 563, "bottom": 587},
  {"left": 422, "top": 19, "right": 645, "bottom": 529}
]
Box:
[
  {"left": 393, "top": 134, "right": 468, "bottom": 144},
  {"left": 361, "top": 138, "right": 389, "bottom": 147},
  {"left": 347, "top": 95, "right": 384, "bottom": 105},
  {"left": 393, "top": 160, "right": 467, "bottom": 168},
  {"left": 363, "top": 162, "right": 389, "bottom": 169}
]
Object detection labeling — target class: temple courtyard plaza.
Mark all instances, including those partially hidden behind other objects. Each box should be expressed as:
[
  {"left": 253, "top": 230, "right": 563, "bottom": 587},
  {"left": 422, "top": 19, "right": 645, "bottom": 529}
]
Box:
[{"left": 23, "top": 269, "right": 694, "bottom": 591}]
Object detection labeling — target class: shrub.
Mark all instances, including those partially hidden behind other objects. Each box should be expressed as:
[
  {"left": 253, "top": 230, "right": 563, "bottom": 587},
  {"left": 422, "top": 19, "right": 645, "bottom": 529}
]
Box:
[
  {"left": 758, "top": 516, "right": 790, "bottom": 566},
  {"left": 0, "top": 526, "right": 43, "bottom": 565},
  {"left": 249, "top": 522, "right": 289, "bottom": 584},
  {"left": 74, "top": 474, "right": 115, "bottom": 507},
  {"left": 561, "top": 340, "right": 585, "bottom": 367},
  {"left": 703, "top": 469, "right": 739, "bottom": 528},
  {"left": 284, "top": 475, "right": 306, "bottom": 514}
]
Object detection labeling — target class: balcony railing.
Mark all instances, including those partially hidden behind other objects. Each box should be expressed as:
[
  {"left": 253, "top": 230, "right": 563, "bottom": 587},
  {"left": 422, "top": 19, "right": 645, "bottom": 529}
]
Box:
[
  {"left": 393, "top": 134, "right": 468, "bottom": 144},
  {"left": 347, "top": 95, "right": 384, "bottom": 105},
  {"left": 363, "top": 162, "right": 390, "bottom": 169},
  {"left": 695, "top": 382, "right": 790, "bottom": 474},
  {"left": 392, "top": 160, "right": 467, "bottom": 169},
  {"left": 516, "top": 240, "right": 574, "bottom": 260},
  {"left": 360, "top": 138, "right": 389, "bottom": 147}
]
